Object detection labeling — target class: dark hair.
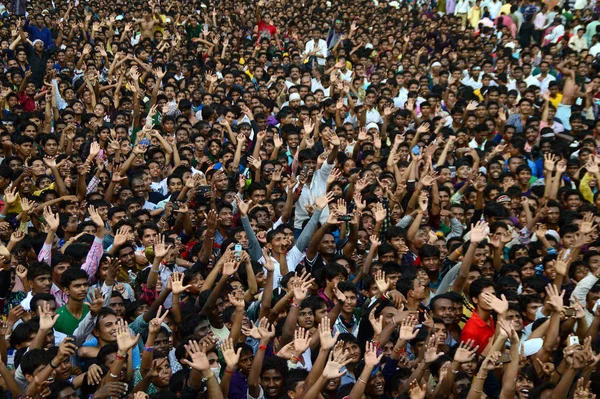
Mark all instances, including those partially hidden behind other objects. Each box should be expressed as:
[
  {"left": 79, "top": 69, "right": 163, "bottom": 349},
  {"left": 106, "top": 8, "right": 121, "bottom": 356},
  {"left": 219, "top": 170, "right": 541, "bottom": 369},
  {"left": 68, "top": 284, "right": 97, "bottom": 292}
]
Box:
[
  {"left": 31, "top": 293, "right": 56, "bottom": 312},
  {"left": 469, "top": 278, "right": 495, "bottom": 304},
  {"left": 27, "top": 261, "right": 52, "bottom": 281},
  {"left": 20, "top": 348, "right": 51, "bottom": 375},
  {"left": 61, "top": 267, "right": 89, "bottom": 288}
]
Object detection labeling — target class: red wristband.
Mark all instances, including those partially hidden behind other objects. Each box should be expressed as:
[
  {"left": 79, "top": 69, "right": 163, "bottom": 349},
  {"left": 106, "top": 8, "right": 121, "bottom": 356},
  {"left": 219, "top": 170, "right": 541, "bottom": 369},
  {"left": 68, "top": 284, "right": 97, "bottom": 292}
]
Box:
[
  {"left": 225, "top": 368, "right": 235, "bottom": 374},
  {"left": 116, "top": 353, "right": 128, "bottom": 360},
  {"left": 259, "top": 345, "right": 267, "bottom": 351}
]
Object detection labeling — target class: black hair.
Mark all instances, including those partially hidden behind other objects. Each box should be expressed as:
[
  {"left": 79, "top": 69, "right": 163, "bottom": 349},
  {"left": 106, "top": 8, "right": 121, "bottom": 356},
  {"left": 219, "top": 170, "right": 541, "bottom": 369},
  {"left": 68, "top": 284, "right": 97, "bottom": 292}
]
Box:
[
  {"left": 60, "top": 267, "right": 89, "bottom": 289},
  {"left": 469, "top": 278, "right": 495, "bottom": 304}
]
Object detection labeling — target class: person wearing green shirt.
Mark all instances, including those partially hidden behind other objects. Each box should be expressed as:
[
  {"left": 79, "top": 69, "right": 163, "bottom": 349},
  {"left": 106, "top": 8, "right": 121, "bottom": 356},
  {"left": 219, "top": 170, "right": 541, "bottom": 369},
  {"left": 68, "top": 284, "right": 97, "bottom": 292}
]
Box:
[
  {"left": 55, "top": 268, "right": 93, "bottom": 336},
  {"left": 186, "top": 16, "right": 203, "bottom": 43}
]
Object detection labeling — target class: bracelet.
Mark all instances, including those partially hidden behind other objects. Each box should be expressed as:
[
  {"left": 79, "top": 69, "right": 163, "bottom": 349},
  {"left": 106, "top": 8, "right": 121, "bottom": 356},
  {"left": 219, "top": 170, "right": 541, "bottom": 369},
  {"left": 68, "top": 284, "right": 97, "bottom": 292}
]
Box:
[
  {"left": 150, "top": 269, "right": 159, "bottom": 274},
  {"left": 115, "top": 353, "right": 128, "bottom": 361},
  {"left": 201, "top": 371, "right": 214, "bottom": 382},
  {"left": 357, "top": 377, "right": 367, "bottom": 384},
  {"left": 110, "top": 372, "right": 119, "bottom": 378},
  {"left": 393, "top": 347, "right": 403, "bottom": 354},
  {"left": 224, "top": 368, "right": 235, "bottom": 374},
  {"left": 0, "top": 214, "right": 6, "bottom": 219},
  {"left": 49, "top": 361, "right": 58, "bottom": 369},
  {"left": 472, "top": 388, "right": 483, "bottom": 394},
  {"left": 259, "top": 345, "right": 267, "bottom": 351},
  {"left": 291, "top": 355, "right": 302, "bottom": 363},
  {"left": 476, "top": 374, "right": 487, "bottom": 380},
  {"left": 291, "top": 301, "right": 300, "bottom": 308},
  {"left": 144, "top": 346, "right": 154, "bottom": 352}
]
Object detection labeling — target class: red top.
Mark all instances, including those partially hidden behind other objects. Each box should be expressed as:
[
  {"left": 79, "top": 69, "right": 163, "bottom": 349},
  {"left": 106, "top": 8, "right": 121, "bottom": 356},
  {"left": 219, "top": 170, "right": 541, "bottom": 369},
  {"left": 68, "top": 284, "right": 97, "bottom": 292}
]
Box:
[
  {"left": 258, "top": 21, "right": 277, "bottom": 41},
  {"left": 459, "top": 311, "right": 495, "bottom": 354}
]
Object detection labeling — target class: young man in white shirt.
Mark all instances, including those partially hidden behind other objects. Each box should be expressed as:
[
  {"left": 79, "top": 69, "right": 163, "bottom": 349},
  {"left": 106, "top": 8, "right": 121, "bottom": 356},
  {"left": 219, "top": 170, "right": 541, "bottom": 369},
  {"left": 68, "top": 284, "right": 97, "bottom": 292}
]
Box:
[{"left": 303, "top": 28, "right": 328, "bottom": 66}]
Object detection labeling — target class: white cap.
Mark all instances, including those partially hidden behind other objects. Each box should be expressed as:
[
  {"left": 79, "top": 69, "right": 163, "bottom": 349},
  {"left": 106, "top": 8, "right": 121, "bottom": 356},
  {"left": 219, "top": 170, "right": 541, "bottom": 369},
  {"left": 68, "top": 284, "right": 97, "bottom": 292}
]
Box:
[
  {"left": 32, "top": 39, "right": 43, "bottom": 46},
  {"left": 289, "top": 93, "right": 301, "bottom": 101},
  {"left": 366, "top": 122, "right": 379, "bottom": 131},
  {"left": 521, "top": 338, "right": 543, "bottom": 357},
  {"left": 431, "top": 62, "right": 442, "bottom": 68}
]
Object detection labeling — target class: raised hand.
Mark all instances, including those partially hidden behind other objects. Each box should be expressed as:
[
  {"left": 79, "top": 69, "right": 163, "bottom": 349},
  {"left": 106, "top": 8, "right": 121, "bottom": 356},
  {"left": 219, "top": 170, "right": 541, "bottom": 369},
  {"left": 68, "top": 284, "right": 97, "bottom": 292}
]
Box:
[
  {"left": 84, "top": 287, "right": 104, "bottom": 316},
  {"left": 256, "top": 317, "right": 275, "bottom": 341},
  {"left": 292, "top": 274, "right": 312, "bottom": 302},
  {"left": 481, "top": 351, "right": 503, "bottom": 370},
  {"left": 374, "top": 270, "right": 390, "bottom": 295},
  {"left": 88, "top": 205, "right": 104, "bottom": 227},
  {"left": 573, "top": 377, "right": 592, "bottom": 399},
  {"left": 148, "top": 306, "right": 169, "bottom": 335},
  {"left": 236, "top": 194, "right": 253, "bottom": 217},
  {"left": 322, "top": 350, "right": 351, "bottom": 379},
  {"left": 315, "top": 192, "right": 335, "bottom": 211},
  {"left": 481, "top": 292, "right": 508, "bottom": 316},
  {"left": 399, "top": 316, "right": 420, "bottom": 341},
  {"left": 92, "top": 381, "right": 129, "bottom": 399},
  {"left": 38, "top": 301, "right": 60, "bottom": 330},
  {"left": 373, "top": 202, "right": 387, "bottom": 222},
  {"left": 171, "top": 271, "right": 191, "bottom": 296},
  {"left": 182, "top": 340, "right": 210, "bottom": 371},
  {"left": 154, "top": 234, "right": 172, "bottom": 258},
  {"left": 470, "top": 220, "right": 489, "bottom": 243},
  {"left": 221, "top": 338, "right": 242, "bottom": 369},
  {"left": 545, "top": 284, "right": 565, "bottom": 313},
  {"left": 369, "top": 308, "right": 383, "bottom": 335},
  {"left": 408, "top": 379, "right": 427, "bottom": 399},
  {"left": 294, "top": 327, "right": 311, "bottom": 356},
  {"left": 115, "top": 319, "right": 140, "bottom": 351},
  {"left": 318, "top": 316, "right": 339, "bottom": 350},
  {"left": 424, "top": 335, "right": 443, "bottom": 364},
  {"left": 228, "top": 291, "right": 245, "bottom": 309},
  {"left": 10, "top": 230, "right": 25, "bottom": 243},
  {"left": 364, "top": 340, "right": 383, "bottom": 367},
  {"left": 3, "top": 186, "right": 17, "bottom": 206},
  {"left": 454, "top": 339, "right": 479, "bottom": 363}
]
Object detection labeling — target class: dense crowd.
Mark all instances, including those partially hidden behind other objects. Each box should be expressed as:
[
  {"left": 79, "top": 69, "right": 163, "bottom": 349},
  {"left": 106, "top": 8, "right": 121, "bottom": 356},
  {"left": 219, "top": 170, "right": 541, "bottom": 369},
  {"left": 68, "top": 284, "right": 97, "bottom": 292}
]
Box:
[{"left": 2, "top": 0, "right": 600, "bottom": 398}]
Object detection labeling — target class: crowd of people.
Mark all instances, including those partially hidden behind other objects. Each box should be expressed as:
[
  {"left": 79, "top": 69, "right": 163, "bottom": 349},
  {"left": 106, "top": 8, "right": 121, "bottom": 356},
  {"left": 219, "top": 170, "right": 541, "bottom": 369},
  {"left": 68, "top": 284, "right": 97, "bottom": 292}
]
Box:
[{"left": 1, "top": 0, "right": 600, "bottom": 398}]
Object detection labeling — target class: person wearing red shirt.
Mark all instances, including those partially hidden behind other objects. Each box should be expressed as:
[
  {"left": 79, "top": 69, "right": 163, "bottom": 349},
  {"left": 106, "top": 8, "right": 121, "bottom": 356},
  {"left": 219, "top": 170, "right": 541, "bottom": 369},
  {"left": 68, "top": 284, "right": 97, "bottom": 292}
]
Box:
[
  {"left": 459, "top": 278, "right": 508, "bottom": 354},
  {"left": 17, "top": 69, "right": 37, "bottom": 113},
  {"left": 256, "top": 0, "right": 277, "bottom": 42}
]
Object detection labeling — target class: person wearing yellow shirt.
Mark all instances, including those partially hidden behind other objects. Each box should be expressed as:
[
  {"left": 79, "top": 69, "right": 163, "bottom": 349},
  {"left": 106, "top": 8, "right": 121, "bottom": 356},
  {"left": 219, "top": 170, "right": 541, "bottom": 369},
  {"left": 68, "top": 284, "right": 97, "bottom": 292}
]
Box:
[
  {"left": 548, "top": 81, "right": 562, "bottom": 109},
  {"left": 468, "top": 0, "right": 482, "bottom": 29}
]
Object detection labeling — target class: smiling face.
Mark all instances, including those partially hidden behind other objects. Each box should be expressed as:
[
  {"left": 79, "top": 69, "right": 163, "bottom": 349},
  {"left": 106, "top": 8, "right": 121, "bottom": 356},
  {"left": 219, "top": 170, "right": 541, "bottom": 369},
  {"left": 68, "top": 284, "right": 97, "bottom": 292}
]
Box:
[
  {"left": 260, "top": 368, "right": 283, "bottom": 398},
  {"left": 516, "top": 374, "right": 534, "bottom": 399},
  {"left": 95, "top": 313, "right": 118, "bottom": 344}
]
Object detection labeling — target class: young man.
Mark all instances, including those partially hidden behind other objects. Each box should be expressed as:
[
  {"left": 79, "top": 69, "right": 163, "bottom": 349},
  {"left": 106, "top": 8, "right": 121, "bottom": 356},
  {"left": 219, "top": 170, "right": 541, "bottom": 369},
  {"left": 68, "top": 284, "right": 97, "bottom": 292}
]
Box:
[
  {"left": 459, "top": 278, "right": 508, "bottom": 353},
  {"left": 54, "top": 268, "right": 105, "bottom": 336},
  {"left": 333, "top": 281, "right": 359, "bottom": 336},
  {"left": 20, "top": 262, "right": 52, "bottom": 311}
]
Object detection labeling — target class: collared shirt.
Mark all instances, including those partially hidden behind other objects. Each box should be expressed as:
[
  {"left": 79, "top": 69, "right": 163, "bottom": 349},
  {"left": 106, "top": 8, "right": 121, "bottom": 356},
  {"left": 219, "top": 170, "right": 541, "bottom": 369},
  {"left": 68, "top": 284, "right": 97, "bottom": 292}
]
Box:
[
  {"left": 50, "top": 283, "right": 69, "bottom": 308},
  {"left": 461, "top": 74, "right": 483, "bottom": 89},
  {"left": 459, "top": 311, "right": 495, "bottom": 354},
  {"left": 317, "top": 288, "right": 336, "bottom": 311}
]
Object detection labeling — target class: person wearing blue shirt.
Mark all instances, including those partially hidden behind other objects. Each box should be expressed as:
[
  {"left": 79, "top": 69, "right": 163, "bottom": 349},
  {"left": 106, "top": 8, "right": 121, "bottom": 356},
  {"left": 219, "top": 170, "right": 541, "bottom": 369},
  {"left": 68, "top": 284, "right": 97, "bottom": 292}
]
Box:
[{"left": 24, "top": 14, "right": 55, "bottom": 50}]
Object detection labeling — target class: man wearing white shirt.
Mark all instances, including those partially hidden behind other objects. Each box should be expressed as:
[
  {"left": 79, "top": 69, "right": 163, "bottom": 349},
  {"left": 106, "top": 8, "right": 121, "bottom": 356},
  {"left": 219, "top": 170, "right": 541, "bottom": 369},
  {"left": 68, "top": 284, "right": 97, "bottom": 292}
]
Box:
[
  {"left": 568, "top": 28, "right": 588, "bottom": 53},
  {"left": 544, "top": 18, "right": 564, "bottom": 44},
  {"left": 488, "top": 0, "right": 502, "bottom": 19},
  {"left": 303, "top": 28, "right": 328, "bottom": 66},
  {"left": 528, "top": 61, "right": 556, "bottom": 92},
  {"left": 461, "top": 65, "right": 483, "bottom": 90},
  {"left": 590, "top": 34, "right": 600, "bottom": 57}
]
